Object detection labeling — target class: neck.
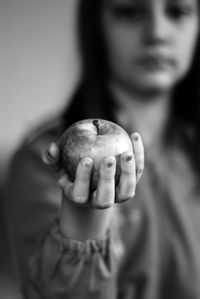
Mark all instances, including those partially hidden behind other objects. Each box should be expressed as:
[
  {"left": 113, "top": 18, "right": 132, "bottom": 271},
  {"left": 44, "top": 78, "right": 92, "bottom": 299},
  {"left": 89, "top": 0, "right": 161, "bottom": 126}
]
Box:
[{"left": 110, "top": 81, "right": 171, "bottom": 151}]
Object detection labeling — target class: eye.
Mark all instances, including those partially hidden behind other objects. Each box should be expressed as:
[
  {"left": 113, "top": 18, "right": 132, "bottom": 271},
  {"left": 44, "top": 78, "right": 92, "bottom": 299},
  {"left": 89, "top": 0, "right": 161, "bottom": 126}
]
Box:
[
  {"left": 167, "top": 3, "right": 196, "bottom": 20},
  {"left": 111, "top": 4, "right": 146, "bottom": 22}
]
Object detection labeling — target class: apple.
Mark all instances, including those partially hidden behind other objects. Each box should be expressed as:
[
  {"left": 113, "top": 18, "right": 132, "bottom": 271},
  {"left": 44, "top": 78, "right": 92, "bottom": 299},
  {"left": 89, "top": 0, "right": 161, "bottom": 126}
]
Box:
[{"left": 59, "top": 119, "right": 133, "bottom": 191}]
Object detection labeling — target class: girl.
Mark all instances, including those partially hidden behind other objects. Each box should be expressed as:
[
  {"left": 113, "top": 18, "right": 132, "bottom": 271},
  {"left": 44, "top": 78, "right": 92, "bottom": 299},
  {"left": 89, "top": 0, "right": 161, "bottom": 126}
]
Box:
[{"left": 6, "top": 0, "right": 200, "bottom": 298}]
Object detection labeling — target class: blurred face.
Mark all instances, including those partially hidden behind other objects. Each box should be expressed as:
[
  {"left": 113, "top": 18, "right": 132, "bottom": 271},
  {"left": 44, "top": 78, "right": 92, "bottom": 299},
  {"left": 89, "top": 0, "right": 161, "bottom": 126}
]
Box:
[{"left": 101, "top": 0, "right": 199, "bottom": 95}]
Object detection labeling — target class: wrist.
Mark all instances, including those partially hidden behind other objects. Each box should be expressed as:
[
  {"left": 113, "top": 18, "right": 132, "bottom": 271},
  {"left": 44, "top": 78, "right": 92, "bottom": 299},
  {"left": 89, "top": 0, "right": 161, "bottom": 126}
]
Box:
[{"left": 60, "top": 197, "right": 113, "bottom": 240}]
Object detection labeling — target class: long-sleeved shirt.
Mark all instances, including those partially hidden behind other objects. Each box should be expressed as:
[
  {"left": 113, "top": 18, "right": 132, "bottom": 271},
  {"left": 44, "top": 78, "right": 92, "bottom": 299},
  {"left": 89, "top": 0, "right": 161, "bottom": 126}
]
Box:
[{"left": 5, "top": 115, "right": 200, "bottom": 299}]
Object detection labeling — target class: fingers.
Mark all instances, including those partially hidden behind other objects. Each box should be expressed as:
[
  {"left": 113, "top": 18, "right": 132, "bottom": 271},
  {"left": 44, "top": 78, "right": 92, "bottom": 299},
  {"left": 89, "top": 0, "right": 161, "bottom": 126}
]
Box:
[
  {"left": 42, "top": 145, "right": 94, "bottom": 205},
  {"left": 60, "top": 156, "right": 116, "bottom": 209},
  {"left": 54, "top": 157, "right": 93, "bottom": 205},
  {"left": 131, "top": 132, "right": 144, "bottom": 183},
  {"left": 43, "top": 134, "right": 144, "bottom": 209},
  {"left": 116, "top": 151, "right": 136, "bottom": 203},
  {"left": 115, "top": 133, "right": 144, "bottom": 203},
  {"left": 72, "top": 158, "right": 93, "bottom": 204},
  {"left": 92, "top": 156, "right": 116, "bottom": 209},
  {"left": 66, "top": 156, "right": 116, "bottom": 209}
]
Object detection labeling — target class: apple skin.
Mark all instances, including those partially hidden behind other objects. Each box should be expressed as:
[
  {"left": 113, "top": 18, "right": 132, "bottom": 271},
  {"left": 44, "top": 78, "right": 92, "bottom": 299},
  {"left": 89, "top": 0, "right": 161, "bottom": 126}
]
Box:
[{"left": 59, "top": 119, "right": 133, "bottom": 192}]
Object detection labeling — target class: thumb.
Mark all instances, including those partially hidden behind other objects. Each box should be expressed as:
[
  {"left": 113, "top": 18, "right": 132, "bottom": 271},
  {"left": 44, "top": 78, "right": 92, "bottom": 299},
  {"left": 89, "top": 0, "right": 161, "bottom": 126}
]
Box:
[{"left": 42, "top": 142, "right": 65, "bottom": 180}]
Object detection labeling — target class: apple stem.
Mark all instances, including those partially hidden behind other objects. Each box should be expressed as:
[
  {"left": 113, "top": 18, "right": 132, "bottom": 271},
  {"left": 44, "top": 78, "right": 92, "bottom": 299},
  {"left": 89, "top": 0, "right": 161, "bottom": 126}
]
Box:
[{"left": 93, "top": 119, "right": 104, "bottom": 135}]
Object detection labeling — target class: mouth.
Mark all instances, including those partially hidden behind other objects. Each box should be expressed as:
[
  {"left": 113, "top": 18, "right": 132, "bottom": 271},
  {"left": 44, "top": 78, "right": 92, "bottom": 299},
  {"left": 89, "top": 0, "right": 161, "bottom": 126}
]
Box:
[{"left": 136, "top": 54, "right": 175, "bottom": 71}]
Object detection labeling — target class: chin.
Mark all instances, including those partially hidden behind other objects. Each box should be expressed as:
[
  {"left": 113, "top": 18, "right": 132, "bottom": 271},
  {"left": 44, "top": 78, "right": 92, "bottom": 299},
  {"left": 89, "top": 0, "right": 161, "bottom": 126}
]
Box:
[{"left": 133, "top": 74, "right": 175, "bottom": 95}]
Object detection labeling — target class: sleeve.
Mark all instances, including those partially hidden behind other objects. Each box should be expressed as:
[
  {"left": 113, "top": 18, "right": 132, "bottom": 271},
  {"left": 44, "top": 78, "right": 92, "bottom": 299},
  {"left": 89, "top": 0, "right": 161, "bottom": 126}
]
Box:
[
  {"left": 5, "top": 140, "right": 119, "bottom": 299},
  {"left": 26, "top": 221, "right": 117, "bottom": 299}
]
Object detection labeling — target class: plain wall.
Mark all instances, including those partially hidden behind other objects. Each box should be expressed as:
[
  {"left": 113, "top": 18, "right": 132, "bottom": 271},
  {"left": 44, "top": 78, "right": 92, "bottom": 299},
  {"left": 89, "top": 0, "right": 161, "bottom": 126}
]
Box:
[{"left": 1, "top": 0, "right": 80, "bottom": 174}]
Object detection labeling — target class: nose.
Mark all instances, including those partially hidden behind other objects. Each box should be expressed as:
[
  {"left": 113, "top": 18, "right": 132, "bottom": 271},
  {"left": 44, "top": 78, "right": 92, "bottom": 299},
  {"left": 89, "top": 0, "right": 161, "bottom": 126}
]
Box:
[{"left": 143, "top": 7, "right": 171, "bottom": 46}]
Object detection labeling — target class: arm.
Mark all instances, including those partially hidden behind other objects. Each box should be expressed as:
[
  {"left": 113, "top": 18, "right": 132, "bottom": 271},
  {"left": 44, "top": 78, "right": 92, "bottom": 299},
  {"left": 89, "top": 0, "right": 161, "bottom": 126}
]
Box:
[
  {"left": 7, "top": 133, "right": 144, "bottom": 299},
  {"left": 6, "top": 142, "right": 119, "bottom": 299}
]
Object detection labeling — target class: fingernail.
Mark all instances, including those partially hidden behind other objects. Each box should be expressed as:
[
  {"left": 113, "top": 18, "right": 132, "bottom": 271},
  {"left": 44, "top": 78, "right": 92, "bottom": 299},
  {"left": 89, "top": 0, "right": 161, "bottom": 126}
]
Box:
[
  {"left": 104, "top": 157, "right": 115, "bottom": 168},
  {"left": 125, "top": 155, "right": 133, "bottom": 163},
  {"left": 81, "top": 157, "right": 93, "bottom": 169},
  {"left": 48, "top": 143, "right": 57, "bottom": 158},
  {"left": 106, "top": 162, "right": 114, "bottom": 168},
  {"left": 133, "top": 133, "right": 139, "bottom": 141},
  {"left": 122, "top": 152, "right": 133, "bottom": 164}
]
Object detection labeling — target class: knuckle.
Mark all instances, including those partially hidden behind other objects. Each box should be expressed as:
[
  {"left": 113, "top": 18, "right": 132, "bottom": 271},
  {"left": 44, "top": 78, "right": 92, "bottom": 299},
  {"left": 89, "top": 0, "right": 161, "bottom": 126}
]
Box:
[
  {"left": 99, "top": 175, "right": 114, "bottom": 182},
  {"left": 92, "top": 189, "right": 114, "bottom": 208},
  {"left": 128, "top": 191, "right": 135, "bottom": 199},
  {"left": 93, "top": 201, "right": 113, "bottom": 209},
  {"left": 124, "top": 190, "right": 135, "bottom": 200},
  {"left": 99, "top": 168, "right": 115, "bottom": 181},
  {"left": 122, "top": 167, "right": 135, "bottom": 176},
  {"left": 117, "top": 183, "right": 135, "bottom": 202},
  {"left": 121, "top": 162, "right": 135, "bottom": 174},
  {"left": 76, "top": 174, "right": 90, "bottom": 183},
  {"left": 101, "top": 167, "right": 115, "bottom": 175},
  {"left": 116, "top": 196, "right": 133, "bottom": 203},
  {"left": 72, "top": 184, "right": 89, "bottom": 202},
  {"left": 126, "top": 184, "right": 136, "bottom": 195},
  {"left": 99, "top": 203, "right": 113, "bottom": 209}
]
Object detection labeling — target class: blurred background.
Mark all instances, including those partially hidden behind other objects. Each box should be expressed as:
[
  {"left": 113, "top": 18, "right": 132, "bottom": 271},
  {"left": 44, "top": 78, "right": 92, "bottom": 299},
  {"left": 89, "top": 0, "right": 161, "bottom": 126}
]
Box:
[
  {"left": 1, "top": 1, "right": 79, "bottom": 296},
  {"left": 1, "top": 0, "right": 80, "bottom": 179}
]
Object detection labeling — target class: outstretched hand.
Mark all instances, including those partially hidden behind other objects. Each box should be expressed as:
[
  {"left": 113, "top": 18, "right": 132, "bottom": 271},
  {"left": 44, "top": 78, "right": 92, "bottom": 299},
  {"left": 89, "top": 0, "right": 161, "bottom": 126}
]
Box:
[
  {"left": 42, "top": 132, "right": 144, "bottom": 209},
  {"left": 42, "top": 132, "right": 144, "bottom": 239}
]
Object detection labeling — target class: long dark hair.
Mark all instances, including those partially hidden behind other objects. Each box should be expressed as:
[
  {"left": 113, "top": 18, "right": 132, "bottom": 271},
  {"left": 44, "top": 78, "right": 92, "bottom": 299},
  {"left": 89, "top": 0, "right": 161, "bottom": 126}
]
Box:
[
  {"left": 62, "top": 0, "right": 200, "bottom": 162},
  {"left": 61, "top": 0, "right": 113, "bottom": 125}
]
